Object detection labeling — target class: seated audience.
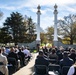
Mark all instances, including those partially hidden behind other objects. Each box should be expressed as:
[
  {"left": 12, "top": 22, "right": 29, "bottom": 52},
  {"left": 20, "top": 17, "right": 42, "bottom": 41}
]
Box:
[
  {"left": 35, "top": 50, "right": 49, "bottom": 66},
  {"left": 18, "top": 48, "right": 25, "bottom": 66},
  {"left": 49, "top": 48, "right": 58, "bottom": 64},
  {"left": 0, "top": 48, "right": 8, "bottom": 75},
  {"left": 7, "top": 47, "right": 19, "bottom": 61},
  {"left": 2, "top": 47, "right": 8, "bottom": 57},
  {"left": 56, "top": 49, "right": 63, "bottom": 64},
  {"left": 59, "top": 51, "right": 74, "bottom": 68},
  {"left": 69, "top": 48, "right": 76, "bottom": 63},
  {"left": 5, "top": 46, "right": 10, "bottom": 54},
  {"left": 7, "top": 47, "right": 20, "bottom": 69},
  {"left": 42, "top": 46, "right": 48, "bottom": 55},
  {"left": 23, "top": 47, "right": 31, "bottom": 62}
]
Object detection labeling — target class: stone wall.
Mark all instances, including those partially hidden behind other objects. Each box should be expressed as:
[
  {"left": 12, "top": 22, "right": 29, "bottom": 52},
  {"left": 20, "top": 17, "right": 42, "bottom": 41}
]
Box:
[
  {"left": 18, "top": 41, "right": 37, "bottom": 49},
  {"left": 18, "top": 41, "right": 76, "bottom": 50},
  {"left": 57, "top": 41, "right": 76, "bottom": 49}
]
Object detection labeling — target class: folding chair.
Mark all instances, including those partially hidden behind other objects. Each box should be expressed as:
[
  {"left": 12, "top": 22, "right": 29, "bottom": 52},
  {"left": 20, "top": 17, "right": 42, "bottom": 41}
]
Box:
[
  {"left": 61, "top": 66, "right": 70, "bottom": 75},
  {"left": 7, "top": 57, "right": 17, "bottom": 74},
  {"left": 7, "top": 57, "right": 17, "bottom": 66},
  {"left": 34, "top": 65, "right": 48, "bottom": 75},
  {"left": 48, "top": 64, "right": 60, "bottom": 75},
  {"left": 49, "top": 59, "right": 57, "bottom": 64}
]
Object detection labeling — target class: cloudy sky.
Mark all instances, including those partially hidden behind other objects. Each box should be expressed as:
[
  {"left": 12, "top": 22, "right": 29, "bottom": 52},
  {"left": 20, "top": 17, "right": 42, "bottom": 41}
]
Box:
[{"left": 0, "top": 0, "right": 76, "bottom": 30}]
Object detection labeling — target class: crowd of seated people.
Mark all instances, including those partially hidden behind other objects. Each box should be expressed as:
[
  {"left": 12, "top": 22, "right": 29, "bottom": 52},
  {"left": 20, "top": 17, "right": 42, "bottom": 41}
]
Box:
[
  {"left": 34, "top": 46, "right": 76, "bottom": 75},
  {"left": 1, "top": 45, "right": 76, "bottom": 75},
  {"left": 0, "top": 45, "right": 32, "bottom": 75}
]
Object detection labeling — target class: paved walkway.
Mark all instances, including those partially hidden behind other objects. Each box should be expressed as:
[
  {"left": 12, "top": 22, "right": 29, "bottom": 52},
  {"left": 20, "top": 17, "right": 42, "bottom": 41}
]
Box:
[{"left": 13, "top": 53, "right": 38, "bottom": 75}]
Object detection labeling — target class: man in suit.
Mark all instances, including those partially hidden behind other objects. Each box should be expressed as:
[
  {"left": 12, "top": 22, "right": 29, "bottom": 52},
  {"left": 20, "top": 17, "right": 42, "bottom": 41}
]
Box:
[{"left": 0, "top": 48, "right": 8, "bottom": 75}]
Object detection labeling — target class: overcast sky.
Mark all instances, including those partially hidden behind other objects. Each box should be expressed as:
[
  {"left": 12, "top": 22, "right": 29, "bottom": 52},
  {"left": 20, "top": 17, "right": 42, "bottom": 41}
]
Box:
[{"left": 0, "top": 0, "right": 76, "bottom": 30}]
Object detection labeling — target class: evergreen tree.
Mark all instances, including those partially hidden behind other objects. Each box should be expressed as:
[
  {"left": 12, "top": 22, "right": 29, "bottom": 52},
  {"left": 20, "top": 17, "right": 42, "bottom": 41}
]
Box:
[
  {"left": 3, "top": 12, "right": 26, "bottom": 43},
  {"left": 25, "top": 17, "right": 36, "bottom": 43}
]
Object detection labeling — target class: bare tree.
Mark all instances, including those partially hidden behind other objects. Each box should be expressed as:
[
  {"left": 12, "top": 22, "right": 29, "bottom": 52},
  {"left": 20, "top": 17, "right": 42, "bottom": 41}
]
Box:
[{"left": 58, "top": 14, "right": 76, "bottom": 44}]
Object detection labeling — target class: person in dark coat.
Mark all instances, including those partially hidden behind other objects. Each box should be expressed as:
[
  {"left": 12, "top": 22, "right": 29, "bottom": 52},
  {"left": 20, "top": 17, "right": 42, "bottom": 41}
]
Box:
[
  {"left": 35, "top": 50, "right": 49, "bottom": 66},
  {"left": 7, "top": 47, "right": 20, "bottom": 68},
  {"left": 59, "top": 51, "right": 74, "bottom": 68},
  {"left": 18, "top": 48, "right": 25, "bottom": 66},
  {"left": 69, "top": 48, "right": 76, "bottom": 63},
  {"left": 7, "top": 47, "right": 18, "bottom": 61}
]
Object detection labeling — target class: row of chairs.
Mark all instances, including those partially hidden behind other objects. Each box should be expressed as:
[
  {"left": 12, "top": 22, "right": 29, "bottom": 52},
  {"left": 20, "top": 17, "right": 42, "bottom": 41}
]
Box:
[
  {"left": 33, "top": 64, "right": 70, "bottom": 75},
  {"left": 0, "top": 56, "right": 29, "bottom": 75},
  {"left": 7, "top": 57, "right": 29, "bottom": 75},
  {"left": 0, "top": 61, "right": 16, "bottom": 75}
]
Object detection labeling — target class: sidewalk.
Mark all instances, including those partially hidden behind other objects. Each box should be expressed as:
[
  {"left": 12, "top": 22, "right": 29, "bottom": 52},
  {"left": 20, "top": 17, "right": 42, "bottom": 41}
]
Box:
[{"left": 13, "top": 53, "right": 38, "bottom": 75}]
